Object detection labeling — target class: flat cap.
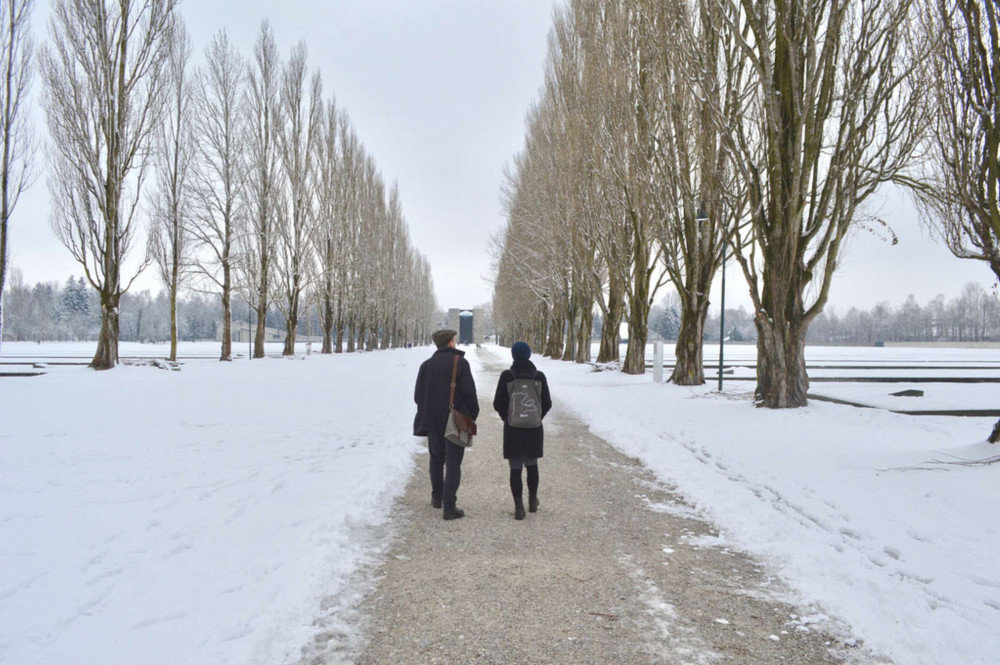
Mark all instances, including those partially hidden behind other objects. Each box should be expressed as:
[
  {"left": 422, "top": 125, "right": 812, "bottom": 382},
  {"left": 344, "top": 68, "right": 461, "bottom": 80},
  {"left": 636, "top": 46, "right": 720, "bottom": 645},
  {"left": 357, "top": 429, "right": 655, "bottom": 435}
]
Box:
[{"left": 432, "top": 328, "right": 458, "bottom": 348}]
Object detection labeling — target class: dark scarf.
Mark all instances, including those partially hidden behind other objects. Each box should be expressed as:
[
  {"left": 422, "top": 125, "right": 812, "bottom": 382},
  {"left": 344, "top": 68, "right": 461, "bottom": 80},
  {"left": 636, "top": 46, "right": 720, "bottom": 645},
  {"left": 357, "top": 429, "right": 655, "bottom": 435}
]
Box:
[{"left": 511, "top": 358, "right": 537, "bottom": 378}]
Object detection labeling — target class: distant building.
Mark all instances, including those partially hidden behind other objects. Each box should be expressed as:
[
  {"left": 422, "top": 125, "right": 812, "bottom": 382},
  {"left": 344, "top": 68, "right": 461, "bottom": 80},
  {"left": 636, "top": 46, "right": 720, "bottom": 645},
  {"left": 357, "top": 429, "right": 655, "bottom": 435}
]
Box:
[{"left": 446, "top": 308, "right": 485, "bottom": 345}]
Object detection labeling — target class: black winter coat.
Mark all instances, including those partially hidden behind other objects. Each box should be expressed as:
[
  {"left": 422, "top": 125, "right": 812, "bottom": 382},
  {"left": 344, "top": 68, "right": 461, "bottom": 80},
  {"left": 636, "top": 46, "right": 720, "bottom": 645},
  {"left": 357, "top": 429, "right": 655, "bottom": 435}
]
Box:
[
  {"left": 492, "top": 359, "right": 552, "bottom": 459},
  {"left": 413, "top": 348, "right": 479, "bottom": 437}
]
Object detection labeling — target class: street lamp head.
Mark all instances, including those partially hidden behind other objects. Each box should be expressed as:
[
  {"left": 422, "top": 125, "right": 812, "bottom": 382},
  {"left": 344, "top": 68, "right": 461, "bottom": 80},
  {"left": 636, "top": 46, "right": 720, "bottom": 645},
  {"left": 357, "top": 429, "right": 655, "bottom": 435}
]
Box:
[{"left": 694, "top": 203, "right": 709, "bottom": 223}]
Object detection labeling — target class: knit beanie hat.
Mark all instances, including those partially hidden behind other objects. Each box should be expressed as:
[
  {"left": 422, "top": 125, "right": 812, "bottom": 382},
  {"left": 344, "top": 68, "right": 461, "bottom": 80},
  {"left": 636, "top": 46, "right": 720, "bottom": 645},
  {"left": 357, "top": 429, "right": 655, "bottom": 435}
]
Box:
[{"left": 511, "top": 341, "right": 531, "bottom": 361}]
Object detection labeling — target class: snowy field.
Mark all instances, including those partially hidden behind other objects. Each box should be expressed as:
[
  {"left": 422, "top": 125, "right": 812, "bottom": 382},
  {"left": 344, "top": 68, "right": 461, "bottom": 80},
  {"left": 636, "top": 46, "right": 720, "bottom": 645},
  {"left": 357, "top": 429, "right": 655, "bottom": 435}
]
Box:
[
  {"left": 0, "top": 340, "right": 313, "bottom": 361},
  {"left": 634, "top": 340, "right": 1000, "bottom": 367},
  {"left": 490, "top": 345, "right": 1000, "bottom": 665},
  {"left": 645, "top": 341, "right": 1000, "bottom": 412},
  {"left": 0, "top": 342, "right": 432, "bottom": 664},
  {"left": 3, "top": 340, "right": 999, "bottom": 664}
]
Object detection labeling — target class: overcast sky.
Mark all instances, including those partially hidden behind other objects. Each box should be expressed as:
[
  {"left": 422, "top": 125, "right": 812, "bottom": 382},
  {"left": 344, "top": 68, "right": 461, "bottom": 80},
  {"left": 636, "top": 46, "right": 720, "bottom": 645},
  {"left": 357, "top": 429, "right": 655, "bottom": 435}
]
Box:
[{"left": 7, "top": 0, "right": 995, "bottom": 315}]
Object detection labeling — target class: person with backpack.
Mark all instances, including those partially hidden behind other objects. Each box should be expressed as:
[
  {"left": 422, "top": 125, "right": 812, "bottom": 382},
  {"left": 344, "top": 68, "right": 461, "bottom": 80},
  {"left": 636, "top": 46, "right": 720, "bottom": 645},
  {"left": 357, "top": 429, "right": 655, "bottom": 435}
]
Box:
[
  {"left": 492, "top": 341, "right": 552, "bottom": 520},
  {"left": 414, "top": 329, "right": 479, "bottom": 520}
]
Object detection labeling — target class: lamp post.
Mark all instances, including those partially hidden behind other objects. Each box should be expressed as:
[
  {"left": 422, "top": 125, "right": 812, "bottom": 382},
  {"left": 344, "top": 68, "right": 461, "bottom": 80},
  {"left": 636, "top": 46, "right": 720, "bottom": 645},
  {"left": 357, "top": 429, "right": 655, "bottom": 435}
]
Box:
[
  {"left": 694, "top": 204, "right": 724, "bottom": 391},
  {"left": 718, "top": 237, "right": 726, "bottom": 392}
]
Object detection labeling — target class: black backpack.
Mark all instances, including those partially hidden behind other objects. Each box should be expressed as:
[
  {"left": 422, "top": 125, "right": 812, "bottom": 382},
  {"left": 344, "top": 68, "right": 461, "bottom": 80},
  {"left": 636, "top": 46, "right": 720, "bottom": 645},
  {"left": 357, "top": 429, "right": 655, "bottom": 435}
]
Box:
[{"left": 506, "top": 373, "right": 543, "bottom": 428}]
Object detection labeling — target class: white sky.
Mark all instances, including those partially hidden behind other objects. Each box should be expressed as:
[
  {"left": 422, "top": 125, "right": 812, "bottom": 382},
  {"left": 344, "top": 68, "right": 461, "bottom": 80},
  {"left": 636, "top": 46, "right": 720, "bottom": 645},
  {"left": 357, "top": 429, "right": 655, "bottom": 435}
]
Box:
[{"left": 6, "top": 0, "right": 995, "bottom": 315}]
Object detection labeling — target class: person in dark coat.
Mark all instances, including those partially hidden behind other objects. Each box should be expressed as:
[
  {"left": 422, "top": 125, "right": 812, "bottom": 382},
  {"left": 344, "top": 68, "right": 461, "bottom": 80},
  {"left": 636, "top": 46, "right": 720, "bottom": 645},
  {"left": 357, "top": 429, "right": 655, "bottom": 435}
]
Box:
[
  {"left": 414, "top": 329, "right": 479, "bottom": 520},
  {"left": 492, "top": 341, "right": 552, "bottom": 520}
]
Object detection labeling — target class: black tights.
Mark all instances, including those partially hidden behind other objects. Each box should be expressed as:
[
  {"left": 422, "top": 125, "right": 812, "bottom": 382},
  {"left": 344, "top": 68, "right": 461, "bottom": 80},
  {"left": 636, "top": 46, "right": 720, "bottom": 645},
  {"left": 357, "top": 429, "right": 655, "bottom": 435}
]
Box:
[{"left": 509, "top": 464, "right": 539, "bottom": 500}]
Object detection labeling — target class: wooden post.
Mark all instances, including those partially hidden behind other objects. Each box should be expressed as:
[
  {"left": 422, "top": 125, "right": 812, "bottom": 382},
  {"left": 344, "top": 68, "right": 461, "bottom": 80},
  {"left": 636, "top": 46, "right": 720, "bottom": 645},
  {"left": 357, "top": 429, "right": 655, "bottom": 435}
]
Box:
[{"left": 653, "top": 341, "right": 663, "bottom": 383}]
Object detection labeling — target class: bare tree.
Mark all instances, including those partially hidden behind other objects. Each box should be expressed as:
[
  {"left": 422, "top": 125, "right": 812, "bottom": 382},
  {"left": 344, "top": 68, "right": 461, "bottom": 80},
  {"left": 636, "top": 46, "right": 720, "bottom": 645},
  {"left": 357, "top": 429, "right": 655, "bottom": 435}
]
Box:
[
  {"left": 187, "top": 30, "right": 245, "bottom": 362},
  {"left": 379, "top": 181, "right": 406, "bottom": 349},
  {"left": 275, "top": 42, "right": 321, "bottom": 356},
  {"left": 642, "top": 0, "right": 745, "bottom": 385},
  {"left": 492, "top": 0, "right": 620, "bottom": 364},
  {"left": 334, "top": 115, "right": 360, "bottom": 353},
  {"left": 42, "top": 0, "right": 176, "bottom": 369},
  {"left": 148, "top": 17, "right": 192, "bottom": 362},
  {"left": 590, "top": 0, "right": 670, "bottom": 374},
  {"left": 314, "top": 96, "right": 339, "bottom": 353},
  {"left": 0, "top": 0, "right": 35, "bottom": 354},
  {"left": 910, "top": 1, "right": 1000, "bottom": 280},
  {"left": 712, "top": 0, "right": 924, "bottom": 407},
  {"left": 353, "top": 153, "right": 384, "bottom": 351},
  {"left": 239, "top": 20, "right": 281, "bottom": 359},
  {"left": 907, "top": 1, "right": 1000, "bottom": 442}
]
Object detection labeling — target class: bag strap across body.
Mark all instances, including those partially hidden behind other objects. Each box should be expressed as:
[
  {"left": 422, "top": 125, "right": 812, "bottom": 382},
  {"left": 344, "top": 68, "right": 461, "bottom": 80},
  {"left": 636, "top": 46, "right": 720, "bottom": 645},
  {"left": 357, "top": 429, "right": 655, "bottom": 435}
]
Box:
[{"left": 449, "top": 354, "right": 460, "bottom": 411}]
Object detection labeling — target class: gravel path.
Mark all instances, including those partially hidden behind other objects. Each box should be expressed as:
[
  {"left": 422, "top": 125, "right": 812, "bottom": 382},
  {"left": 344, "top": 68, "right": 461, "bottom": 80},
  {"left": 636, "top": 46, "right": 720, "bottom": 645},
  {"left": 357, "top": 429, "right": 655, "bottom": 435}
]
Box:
[{"left": 347, "top": 351, "right": 865, "bottom": 664}]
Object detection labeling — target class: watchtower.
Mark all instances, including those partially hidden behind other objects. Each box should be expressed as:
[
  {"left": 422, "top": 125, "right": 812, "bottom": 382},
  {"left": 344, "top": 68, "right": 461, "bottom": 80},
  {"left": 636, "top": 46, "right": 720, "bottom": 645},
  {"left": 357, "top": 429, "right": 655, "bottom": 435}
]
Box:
[{"left": 446, "top": 308, "right": 484, "bottom": 345}]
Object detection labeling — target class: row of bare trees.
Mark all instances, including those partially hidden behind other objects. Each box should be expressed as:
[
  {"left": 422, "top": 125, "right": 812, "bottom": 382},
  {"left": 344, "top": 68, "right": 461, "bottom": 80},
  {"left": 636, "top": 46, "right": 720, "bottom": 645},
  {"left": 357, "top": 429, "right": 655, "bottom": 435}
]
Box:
[
  {"left": 494, "top": 0, "right": 996, "bottom": 427},
  {"left": 0, "top": 0, "right": 36, "bottom": 355},
  {"left": 36, "top": 1, "right": 436, "bottom": 368}
]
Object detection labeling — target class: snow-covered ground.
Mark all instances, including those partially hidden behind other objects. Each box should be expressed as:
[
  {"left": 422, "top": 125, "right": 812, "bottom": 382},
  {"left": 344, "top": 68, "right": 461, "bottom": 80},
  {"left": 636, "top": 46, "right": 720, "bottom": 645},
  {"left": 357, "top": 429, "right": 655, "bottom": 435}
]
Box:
[
  {"left": 0, "top": 340, "right": 309, "bottom": 360},
  {"left": 0, "top": 342, "right": 434, "bottom": 664},
  {"left": 811, "top": 382, "right": 1000, "bottom": 411},
  {"left": 629, "top": 340, "right": 1000, "bottom": 366},
  {"left": 489, "top": 345, "right": 1000, "bottom": 665},
  {"left": 3, "top": 340, "right": 999, "bottom": 664}
]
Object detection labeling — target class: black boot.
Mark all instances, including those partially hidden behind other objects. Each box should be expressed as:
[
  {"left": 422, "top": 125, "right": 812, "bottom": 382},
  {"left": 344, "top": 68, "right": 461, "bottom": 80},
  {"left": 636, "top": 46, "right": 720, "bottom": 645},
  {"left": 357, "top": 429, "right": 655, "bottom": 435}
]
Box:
[
  {"left": 443, "top": 506, "right": 465, "bottom": 520},
  {"left": 526, "top": 465, "right": 539, "bottom": 513},
  {"left": 514, "top": 498, "right": 526, "bottom": 520}
]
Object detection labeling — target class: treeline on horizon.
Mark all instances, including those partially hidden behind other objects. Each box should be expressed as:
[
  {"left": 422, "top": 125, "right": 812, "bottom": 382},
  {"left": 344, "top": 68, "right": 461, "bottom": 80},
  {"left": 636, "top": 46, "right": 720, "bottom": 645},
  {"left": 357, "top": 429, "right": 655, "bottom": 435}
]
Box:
[
  {"left": 643, "top": 283, "right": 1000, "bottom": 345},
  {"left": 6, "top": 271, "right": 997, "bottom": 348},
  {"left": 0, "top": 270, "right": 445, "bottom": 346}
]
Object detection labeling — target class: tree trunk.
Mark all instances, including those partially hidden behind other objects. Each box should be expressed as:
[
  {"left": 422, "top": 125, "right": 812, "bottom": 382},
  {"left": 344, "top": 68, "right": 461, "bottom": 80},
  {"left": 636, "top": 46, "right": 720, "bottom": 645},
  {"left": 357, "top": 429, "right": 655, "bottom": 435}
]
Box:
[
  {"left": 321, "top": 297, "right": 333, "bottom": 353},
  {"left": 357, "top": 321, "right": 367, "bottom": 351},
  {"left": 346, "top": 314, "right": 355, "bottom": 352},
  {"left": 283, "top": 292, "right": 299, "bottom": 356},
  {"left": 562, "top": 301, "right": 577, "bottom": 362},
  {"left": 334, "top": 297, "right": 344, "bottom": 353},
  {"left": 0, "top": 216, "right": 6, "bottom": 356},
  {"left": 381, "top": 316, "right": 391, "bottom": 350},
  {"left": 321, "top": 236, "right": 334, "bottom": 353},
  {"left": 357, "top": 321, "right": 372, "bottom": 351},
  {"left": 220, "top": 267, "right": 232, "bottom": 361},
  {"left": 622, "top": 256, "right": 652, "bottom": 375},
  {"left": 168, "top": 273, "right": 178, "bottom": 362},
  {"left": 622, "top": 308, "right": 649, "bottom": 375},
  {"left": 575, "top": 306, "right": 593, "bottom": 363},
  {"left": 671, "top": 299, "right": 708, "bottom": 385},
  {"left": 544, "top": 307, "right": 564, "bottom": 358},
  {"left": 597, "top": 313, "right": 620, "bottom": 363},
  {"left": 598, "top": 278, "right": 624, "bottom": 363},
  {"left": 531, "top": 303, "right": 548, "bottom": 353},
  {"left": 754, "top": 314, "right": 809, "bottom": 408},
  {"left": 253, "top": 265, "right": 268, "bottom": 359},
  {"left": 91, "top": 294, "right": 120, "bottom": 370},
  {"left": 254, "top": 299, "right": 267, "bottom": 358}
]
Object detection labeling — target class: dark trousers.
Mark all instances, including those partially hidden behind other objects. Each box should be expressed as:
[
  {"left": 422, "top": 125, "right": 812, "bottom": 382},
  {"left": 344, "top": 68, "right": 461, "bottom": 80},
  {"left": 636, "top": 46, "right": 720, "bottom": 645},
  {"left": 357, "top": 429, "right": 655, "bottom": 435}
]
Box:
[{"left": 428, "top": 432, "right": 465, "bottom": 510}]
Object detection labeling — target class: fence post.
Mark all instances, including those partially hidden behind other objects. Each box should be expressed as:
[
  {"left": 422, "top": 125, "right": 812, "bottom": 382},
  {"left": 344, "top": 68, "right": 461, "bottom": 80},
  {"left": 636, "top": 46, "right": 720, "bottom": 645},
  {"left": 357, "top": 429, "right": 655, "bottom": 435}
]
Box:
[{"left": 653, "top": 341, "right": 663, "bottom": 383}]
